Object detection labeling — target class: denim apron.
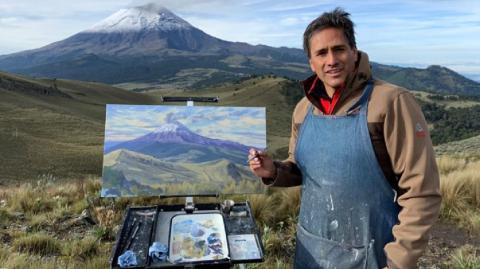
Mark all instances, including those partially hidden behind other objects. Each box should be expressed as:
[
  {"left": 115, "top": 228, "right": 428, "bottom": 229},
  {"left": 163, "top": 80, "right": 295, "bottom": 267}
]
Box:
[{"left": 294, "top": 81, "right": 400, "bottom": 269}]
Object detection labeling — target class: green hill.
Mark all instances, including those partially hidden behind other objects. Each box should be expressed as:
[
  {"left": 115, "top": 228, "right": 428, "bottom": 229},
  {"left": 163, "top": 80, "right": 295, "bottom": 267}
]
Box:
[{"left": 0, "top": 71, "right": 161, "bottom": 183}]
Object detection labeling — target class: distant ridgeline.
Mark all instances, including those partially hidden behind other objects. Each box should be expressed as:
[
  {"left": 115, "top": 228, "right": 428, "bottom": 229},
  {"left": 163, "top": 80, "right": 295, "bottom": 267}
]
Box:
[{"left": 372, "top": 63, "right": 480, "bottom": 97}]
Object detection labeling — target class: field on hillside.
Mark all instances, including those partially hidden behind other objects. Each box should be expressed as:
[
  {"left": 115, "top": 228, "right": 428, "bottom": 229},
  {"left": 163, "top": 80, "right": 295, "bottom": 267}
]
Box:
[
  {"left": 0, "top": 156, "right": 479, "bottom": 268},
  {"left": 0, "top": 72, "right": 161, "bottom": 183},
  {"left": 413, "top": 91, "right": 480, "bottom": 109}
]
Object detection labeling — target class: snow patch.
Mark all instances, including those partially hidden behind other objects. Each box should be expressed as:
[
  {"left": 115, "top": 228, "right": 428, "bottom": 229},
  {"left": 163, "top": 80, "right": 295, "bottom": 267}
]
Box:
[{"left": 84, "top": 5, "right": 191, "bottom": 33}]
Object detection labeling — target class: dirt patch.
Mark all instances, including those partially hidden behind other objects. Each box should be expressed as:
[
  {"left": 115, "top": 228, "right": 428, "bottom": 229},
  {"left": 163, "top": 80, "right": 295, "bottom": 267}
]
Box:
[{"left": 418, "top": 220, "right": 480, "bottom": 268}]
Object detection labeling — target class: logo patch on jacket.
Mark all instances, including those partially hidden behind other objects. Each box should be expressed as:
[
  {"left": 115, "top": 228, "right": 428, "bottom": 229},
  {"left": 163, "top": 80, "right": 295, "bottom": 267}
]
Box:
[{"left": 415, "top": 123, "right": 426, "bottom": 138}]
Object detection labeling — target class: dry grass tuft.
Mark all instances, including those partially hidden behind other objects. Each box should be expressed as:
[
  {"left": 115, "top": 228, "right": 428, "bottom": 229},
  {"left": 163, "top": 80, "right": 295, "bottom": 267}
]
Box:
[
  {"left": 0, "top": 245, "right": 9, "bottom": 265},
  {"left": 248, "top": 193, "right": 277, "bottom": 226},
  {"left": 0, "top": 252, "right": 63, "bottom": 269},
  {"left": 439, "top": 157, "right": 480, "bottom": 233},
  {"left": 446, "top": 244, "right": 480, "bottom": 269},
  {"left": 83, "top": 177, "right": 102, "bottom": 197},
  {"left": 8, "top": 184, "right": 55, "bottom": 214},
  {"left": 84, "top": 255, "right": 110, "bottom": 269},
  {"left": 93, "top": 206, "right": 118, "bottom": 227},
  {"left": 273, "top": 187, "right": 301, "bottom": 224},
  {"left": 0, "top": 208, "right": 12, "bottom": 226},
  {"left": 437, "top": 156, "right": 467, "bottom": 175},
  {"left": 261, "top": 222, "right": 296, "bottom": 259},
  {"left": 62, "top": 236, "right": 99, "bottom": 260},
  {"left": 13, "top": 233, "right": 61, "bottom": 256}
]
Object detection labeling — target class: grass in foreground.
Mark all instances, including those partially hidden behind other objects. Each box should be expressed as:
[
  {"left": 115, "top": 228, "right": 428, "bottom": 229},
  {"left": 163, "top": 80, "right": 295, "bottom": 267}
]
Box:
[
  {"left": 438, "top": 156, "right": 480, "bottom": 234},
  {"left": 0, "top": 157, "right": 479, "bottom": 268}
]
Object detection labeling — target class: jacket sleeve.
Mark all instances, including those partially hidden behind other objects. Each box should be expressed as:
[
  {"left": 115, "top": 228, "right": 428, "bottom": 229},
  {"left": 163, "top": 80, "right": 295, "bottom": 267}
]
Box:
[
  {"left": 383, "top": 91, "right": 442, "bottom": 269},
  {"left": 261, "top": 102, "right": 303, "bottom": 187}
]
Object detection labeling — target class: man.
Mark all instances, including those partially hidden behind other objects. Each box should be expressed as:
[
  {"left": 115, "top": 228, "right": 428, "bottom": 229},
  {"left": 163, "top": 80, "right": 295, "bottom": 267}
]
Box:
[{"left": 248, "top": 8, "right": 441, "bottom": 269}]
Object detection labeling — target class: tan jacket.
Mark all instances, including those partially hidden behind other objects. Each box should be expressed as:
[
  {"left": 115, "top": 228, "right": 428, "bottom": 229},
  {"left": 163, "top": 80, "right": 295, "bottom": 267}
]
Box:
[{"left": 265, "top": 51, "right": 442, "bottom": 269}]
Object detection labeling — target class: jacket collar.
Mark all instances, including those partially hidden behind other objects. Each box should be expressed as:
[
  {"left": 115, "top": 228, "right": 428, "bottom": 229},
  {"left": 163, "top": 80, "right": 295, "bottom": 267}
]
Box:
[{"left": 301, "top": 51, "right": 372, "bottom": 114}]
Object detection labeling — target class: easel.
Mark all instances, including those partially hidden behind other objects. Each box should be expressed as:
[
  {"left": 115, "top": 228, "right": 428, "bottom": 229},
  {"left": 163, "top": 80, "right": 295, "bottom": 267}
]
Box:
[
  {"left": 161, "top": 96, "right": 247, "bottom": 269},
  {"left": 109, "top": 97, "right": 264, "bottom": 269},
  {"left": 161, "top": 95, "right": 220, "bottom": 214}
]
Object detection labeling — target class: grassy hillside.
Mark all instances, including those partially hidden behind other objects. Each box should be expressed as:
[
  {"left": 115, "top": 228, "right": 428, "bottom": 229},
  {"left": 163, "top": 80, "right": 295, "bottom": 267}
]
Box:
[
  {"left": 435, "top": 135, "right": 480, "bottom": 158},
  {"left": 0, "top": 71, "right": 161, "bottom": 183},
  {"left": 0, "top": 156, "right": 479, "bottom": 268},
  {"left": 1, "top": 71, "right": 479, "bottom": 268}
]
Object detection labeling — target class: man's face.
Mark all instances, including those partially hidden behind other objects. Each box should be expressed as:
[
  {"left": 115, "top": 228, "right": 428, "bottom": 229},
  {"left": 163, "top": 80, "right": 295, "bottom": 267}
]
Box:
[{"left": 308, "top": 27, "right": 358, "bottom": 93}]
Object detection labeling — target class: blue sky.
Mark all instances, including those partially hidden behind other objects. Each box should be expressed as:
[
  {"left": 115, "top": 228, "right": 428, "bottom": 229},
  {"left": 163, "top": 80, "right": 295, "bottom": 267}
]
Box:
[
  {"left": 105, "top": 105, "right": 267, "bottom": 148},
  {"left": 1, "top": 0, "right": 479, "bottom": 81}
]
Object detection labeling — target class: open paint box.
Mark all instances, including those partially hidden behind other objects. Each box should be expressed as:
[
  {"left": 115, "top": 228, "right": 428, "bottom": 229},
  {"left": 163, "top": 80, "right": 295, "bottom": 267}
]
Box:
[{"left": 110, "top": 202, "right": 264, "bottom": 268}]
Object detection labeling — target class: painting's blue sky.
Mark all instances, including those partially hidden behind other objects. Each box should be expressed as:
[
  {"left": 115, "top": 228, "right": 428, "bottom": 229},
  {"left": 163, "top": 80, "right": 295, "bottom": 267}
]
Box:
[
  {"left": 105, "top": 105, "right": 267, "bottom": 148},
  {"left": 1, "top": 0, "right": 479, "bottom": 81}
]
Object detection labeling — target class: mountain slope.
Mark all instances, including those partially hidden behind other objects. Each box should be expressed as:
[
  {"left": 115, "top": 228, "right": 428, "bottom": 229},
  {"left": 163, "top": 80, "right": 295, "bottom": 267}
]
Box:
[
  {"left": 1, "top": 4, "right": 479, "bottom": 96},
  {"left": 0, "top": 4, "right": 309, "bottom": 86},
  {"left": 0, "top": 70, "right": 161, "bottom": 182}
]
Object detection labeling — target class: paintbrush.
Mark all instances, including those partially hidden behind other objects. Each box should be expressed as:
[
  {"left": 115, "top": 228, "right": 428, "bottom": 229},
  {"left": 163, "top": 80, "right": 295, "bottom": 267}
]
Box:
[
  {"left": 125, "top": 221, "right": 142, "bottom": 251},
  {"left": 246, "top": 149, "right": 268, "bottom": 164}
]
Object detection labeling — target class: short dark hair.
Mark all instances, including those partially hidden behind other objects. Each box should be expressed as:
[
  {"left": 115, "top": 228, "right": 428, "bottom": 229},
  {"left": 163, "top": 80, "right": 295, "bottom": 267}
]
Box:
[{"left": 303, "top": 7, "right": 356, "bottom": 58}]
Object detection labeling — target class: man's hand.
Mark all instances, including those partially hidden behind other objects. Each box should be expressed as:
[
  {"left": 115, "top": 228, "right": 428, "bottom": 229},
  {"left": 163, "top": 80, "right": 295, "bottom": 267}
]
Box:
[{"left": 248, "top": 148, "right": 276, "bottom": 179}]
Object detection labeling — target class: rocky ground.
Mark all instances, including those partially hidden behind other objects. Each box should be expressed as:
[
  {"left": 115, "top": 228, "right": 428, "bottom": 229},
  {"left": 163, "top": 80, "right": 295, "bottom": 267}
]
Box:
[{"left": 418, "top": 220, "right": 480, "bottom": 268}]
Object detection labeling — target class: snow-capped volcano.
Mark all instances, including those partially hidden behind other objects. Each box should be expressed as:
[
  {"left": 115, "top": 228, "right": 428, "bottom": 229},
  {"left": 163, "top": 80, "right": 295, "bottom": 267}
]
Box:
[
  {"left": 105, "top": 121, "right": 251, "bottom": 155},
  {"left": 0, "top": 2, "right": 308, "bottom": 85},
  {"left": 85, "top": 4, "right": 192, "bottom": 33}
]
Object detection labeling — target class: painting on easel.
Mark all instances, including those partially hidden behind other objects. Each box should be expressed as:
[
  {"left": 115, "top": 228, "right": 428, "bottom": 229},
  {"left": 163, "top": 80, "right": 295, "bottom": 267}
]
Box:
[{"left": 101, "top": 105, "right": 266, "bottom": 197}]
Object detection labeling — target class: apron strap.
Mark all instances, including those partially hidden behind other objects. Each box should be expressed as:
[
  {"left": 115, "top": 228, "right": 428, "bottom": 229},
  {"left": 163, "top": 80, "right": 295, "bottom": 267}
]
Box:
[
  {"left": 305, "top": 80, "right": 374, "bottom": 116},
  {"left": 346, "top": 80, "right": 374, "bottom": 115},
  {"left": 306, "top": 103, "right": 314, "bottom": 117}
]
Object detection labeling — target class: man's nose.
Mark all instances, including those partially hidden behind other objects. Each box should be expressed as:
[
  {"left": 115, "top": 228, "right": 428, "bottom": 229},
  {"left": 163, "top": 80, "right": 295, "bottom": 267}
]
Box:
[{"left": 326, "top": 51, "right": 338, "bottom": 66}]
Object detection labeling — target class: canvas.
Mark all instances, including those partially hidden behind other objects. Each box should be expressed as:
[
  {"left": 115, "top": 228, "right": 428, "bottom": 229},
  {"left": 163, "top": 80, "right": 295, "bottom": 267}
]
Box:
[{"left": 101, "top": 105, "right": 266, "bottom": 197}]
